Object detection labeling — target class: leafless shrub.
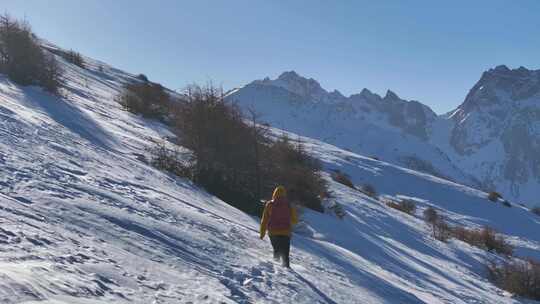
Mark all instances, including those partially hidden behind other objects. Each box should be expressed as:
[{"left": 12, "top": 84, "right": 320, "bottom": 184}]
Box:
[
  {"left": 327, "top": 201, "right": 346, "bottom": 219},
  {"left": 422, "top": 207, "right": 451, "bottom": 242},
  {"left": 0, "top": 14, "right": 62, "bottom": 93},
  {"left": 487, "top": 258, "right": 540, "bottom": 300},
  {"left": 453, "top": 226, "right": 513, "bottom": 256},
  {"left": 432, "top": 216, "right": 452, "bottom": 242},
  {"left": 422, "top": 205, "right": 513, "bottom": 254},
  {"left": 38, "top": 53, "right": 62, "bottom": 94},
  {"left": 359, "top": 184, "right": 377, "bottom": 198},
  {"left": 136, "top": 73, "right": 149, "bottom": 82},
  {"left": 117, "top": 82, "right": 170, "bottom": 119},
  {"left": 147, "top": 140, "right": 191, "bottom": 178},
  {"left": 423, "top": 207, "right": 439, "bottom": 223},
  {"left": 531, "top": 207, "right": 540, "bottom": 216},
  {"left": 164, "top": 84, "right": 327, "bottom": 215},
  {"left": 386, "top": 198, "right": 416, "bottom": 215},
  {"left": 400, "top": 199, "right": 417, "bottom": 214},
  {"left": 64, "top": 50, "right": 84, "bottom": 68},
  {"left": 267, "top": 136, "right": 327, "bottom": 212},
  {"left": 332, "top": 170, "right": 355, "bottom": 189},
  {"left": 488, "top": 191, "right": 502, "bottom": 202}
]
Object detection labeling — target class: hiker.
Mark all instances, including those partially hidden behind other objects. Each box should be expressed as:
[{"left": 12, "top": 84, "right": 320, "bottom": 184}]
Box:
[{"left": 259, "top": 186, "right": 298, "bottom": 268}]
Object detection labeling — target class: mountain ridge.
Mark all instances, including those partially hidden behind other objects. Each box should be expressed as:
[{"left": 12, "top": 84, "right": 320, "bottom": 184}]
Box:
[
  {"left": 227, "top": 66, "right": 540, "bottom": 206},
  {"left": 245, "top": 65, "right": 540, "bottom": 114}
]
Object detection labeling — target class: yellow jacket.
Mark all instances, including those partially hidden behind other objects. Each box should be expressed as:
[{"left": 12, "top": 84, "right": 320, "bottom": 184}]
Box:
[{"left": 260, "top": 201, "right": 298, "bottom": 238}]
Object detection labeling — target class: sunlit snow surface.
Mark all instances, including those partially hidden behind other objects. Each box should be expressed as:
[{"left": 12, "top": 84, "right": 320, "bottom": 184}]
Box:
[{"left": 0, "top": 49, "right": 539, "bottom": 303}]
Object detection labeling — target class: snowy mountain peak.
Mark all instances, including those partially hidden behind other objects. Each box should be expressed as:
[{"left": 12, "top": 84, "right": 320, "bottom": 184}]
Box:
[
  {"left": 485, "top": 65, "right": 540, "bottom": 82},
  {"left": 359, "top": 88, "right": 374, "bottom": 97},
  {"left": 276, "top": 70, "right": 303, "bottom": 81},
  {"left": 251, "top": 71, "right": 430, "bottom": 109},
  {"left": 488, "top": 65, "right": 535, "bottom": 78},
  {"left": 493, "top": 64, "right": 511, "bottom": 72},
  {"left": 329, "top": 89, "right": 345, "bottom": 99},
  {"left": 456, "top": 65, "right": 540, "bottom": 119},
  {"left": 348, "top": 88, "right": 379, "bottom": 102},
  {"left": 384, "top": 89, "right": 400, "bottom": 101},
  {"left": 276, "top": 71, "right": 327, "bottom": 98},
  {"left": 249, "top": 70, "right": 341, "bottom": 103}
]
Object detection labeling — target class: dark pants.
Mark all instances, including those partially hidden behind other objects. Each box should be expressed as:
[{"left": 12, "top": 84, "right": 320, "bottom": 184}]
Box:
[{"left": 269, "top": 235, "right": 291, "bottom": 268}]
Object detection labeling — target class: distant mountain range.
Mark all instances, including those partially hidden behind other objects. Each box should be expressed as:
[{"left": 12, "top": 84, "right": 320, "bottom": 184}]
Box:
[{"left": 227, "top": 66, "right": 540, "bottom": 206}]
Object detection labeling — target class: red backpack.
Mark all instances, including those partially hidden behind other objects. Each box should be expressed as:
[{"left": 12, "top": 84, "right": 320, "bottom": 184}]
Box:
[{"left": 268, "top": 197, "right": 291, "bottom": 231}]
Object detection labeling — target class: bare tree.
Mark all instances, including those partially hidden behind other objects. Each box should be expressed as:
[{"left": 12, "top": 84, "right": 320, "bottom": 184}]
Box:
[
  {"left": 0, "top": 14, "right": 62, "bottom": 93},
  {"left": 246, "top": 106, "right": 269, "bottom": 201},
  {"left": 163, "top": 84, "right": 327, "bottom": 215}
]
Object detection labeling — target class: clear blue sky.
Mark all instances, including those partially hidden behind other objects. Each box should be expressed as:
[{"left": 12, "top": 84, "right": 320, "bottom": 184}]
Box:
[{"left": 4, "top": 1, "right": 540, "bottom": 113}]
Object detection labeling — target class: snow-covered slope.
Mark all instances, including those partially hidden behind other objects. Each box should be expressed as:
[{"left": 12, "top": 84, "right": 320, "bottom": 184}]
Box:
[
  {"left": 1, "top": 47, "right": 540, "bottom": 303},
  {"left": 226, "top": 69, "right": 540, "bottom": 206}
]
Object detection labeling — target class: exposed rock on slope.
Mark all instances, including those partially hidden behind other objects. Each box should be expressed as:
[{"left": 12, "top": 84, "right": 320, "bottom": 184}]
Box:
[{"left": 448, "top": 65, "right": 540, "bottom": 201}]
